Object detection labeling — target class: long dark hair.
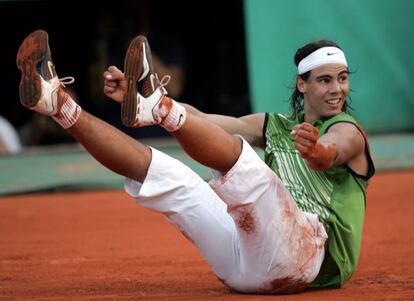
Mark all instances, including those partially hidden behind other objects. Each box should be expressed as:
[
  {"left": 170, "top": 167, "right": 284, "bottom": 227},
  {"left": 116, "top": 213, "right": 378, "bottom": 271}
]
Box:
[{"left": 289, "top": 40, "right": 350, "bottom": 120}]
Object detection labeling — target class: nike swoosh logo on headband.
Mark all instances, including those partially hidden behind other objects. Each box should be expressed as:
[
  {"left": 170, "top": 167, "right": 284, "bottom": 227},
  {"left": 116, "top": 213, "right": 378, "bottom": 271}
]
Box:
[{"left": 327, "top": 52, "right": 338, "bottom": 56}]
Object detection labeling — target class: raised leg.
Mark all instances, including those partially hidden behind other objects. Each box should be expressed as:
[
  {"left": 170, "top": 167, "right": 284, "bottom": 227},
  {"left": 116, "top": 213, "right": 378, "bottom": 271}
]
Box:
[
  {"left": 119, "top": 34, "right": 242, "bottom": 174},
  {"left": 67, "top": 108, "right": 151, "bottom": 182},
  {"left": 17, "top": 30, "right": 151, "bottom": 182}
]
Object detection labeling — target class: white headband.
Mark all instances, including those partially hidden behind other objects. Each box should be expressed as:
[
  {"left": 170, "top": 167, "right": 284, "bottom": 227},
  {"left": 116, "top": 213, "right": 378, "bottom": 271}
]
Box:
[{"left": 297, "top": 46, "right": 348, "bottom": 75}]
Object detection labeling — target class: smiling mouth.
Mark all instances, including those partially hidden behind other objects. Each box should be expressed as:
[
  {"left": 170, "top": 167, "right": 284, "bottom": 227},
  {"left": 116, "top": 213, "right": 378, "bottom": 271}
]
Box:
[{"left": 326, "top": 99, "right": 342, "bottom": 105}]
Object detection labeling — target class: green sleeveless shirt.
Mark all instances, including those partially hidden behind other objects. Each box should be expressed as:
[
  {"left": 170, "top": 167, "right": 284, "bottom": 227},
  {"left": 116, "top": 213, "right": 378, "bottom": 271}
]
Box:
[{"left": 263, "top": 112, "right": 375, "bottom": 288}]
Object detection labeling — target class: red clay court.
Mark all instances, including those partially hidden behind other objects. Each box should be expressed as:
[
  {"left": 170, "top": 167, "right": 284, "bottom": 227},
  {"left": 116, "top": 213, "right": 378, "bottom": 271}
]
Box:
[{"left": 1, "top": 168, "right": 413, "bottom": 300}]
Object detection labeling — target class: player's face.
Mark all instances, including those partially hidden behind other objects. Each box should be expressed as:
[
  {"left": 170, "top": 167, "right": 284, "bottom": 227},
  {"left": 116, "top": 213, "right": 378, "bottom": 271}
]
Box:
[{"left": 297, "top": 64, "right": 349, "bottom": 122}]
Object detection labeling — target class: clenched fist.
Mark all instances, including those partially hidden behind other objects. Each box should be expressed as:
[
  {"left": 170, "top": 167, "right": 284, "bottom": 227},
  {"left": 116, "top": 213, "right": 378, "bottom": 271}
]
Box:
[
  {"left": 291, "top": 122, "right": 337, "bottom": 170},
  {"left": 103, "top": 65, "right": 127, "bottom": 103}
]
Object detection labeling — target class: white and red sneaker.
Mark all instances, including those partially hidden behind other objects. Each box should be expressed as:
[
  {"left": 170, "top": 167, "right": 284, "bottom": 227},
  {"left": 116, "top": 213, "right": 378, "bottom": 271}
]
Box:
[
  {"left": 122, "top": 35, "right": 185, "bottom": 131},
  {"left": 16, "top": 29, "right": 80, "bottom": 129}
]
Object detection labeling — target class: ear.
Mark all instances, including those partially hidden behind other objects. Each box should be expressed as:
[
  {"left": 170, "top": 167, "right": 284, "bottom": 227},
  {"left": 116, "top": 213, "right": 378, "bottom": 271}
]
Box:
[{"left": 297, "top": 76, "right": 306, "bottom": 93}]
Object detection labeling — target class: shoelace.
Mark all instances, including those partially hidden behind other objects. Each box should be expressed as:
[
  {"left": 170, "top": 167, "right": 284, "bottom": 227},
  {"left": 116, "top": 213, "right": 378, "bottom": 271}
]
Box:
[
  {"left": 59, "top": 76, "right": 75, "bottom": 87},
  {"left": 159, "top": 75, "right": 170, "bottom": 87},
  {"left": 49, "top": 76, "right": 75, "bottom": 97},
  {"left": 152, "top": 73, "right": 171, "bottom": 88}
]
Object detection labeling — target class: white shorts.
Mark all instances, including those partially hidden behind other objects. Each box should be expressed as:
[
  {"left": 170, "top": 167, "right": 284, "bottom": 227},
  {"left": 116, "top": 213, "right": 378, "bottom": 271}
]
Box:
[{"left": 124, "top": 138, "right": 327, "bottom": 294}]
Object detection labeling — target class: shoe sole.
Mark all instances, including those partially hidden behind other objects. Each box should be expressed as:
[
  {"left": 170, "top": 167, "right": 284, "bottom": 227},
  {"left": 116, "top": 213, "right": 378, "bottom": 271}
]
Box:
[
  {"left": 16, "top": 30, "right": 49, "bottom": 108},
  {"left": 122, "top": 35, "right": 152, "bottom": 127}
]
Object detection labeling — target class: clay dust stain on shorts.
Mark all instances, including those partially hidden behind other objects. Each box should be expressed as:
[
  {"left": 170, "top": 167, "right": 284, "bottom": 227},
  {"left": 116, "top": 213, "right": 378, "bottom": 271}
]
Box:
[
  {"left": 261, "top": 277, "right": 309, "bottom": 294},
  {"left": 236, "top": 206, "right": 256, "bottom": 234}
]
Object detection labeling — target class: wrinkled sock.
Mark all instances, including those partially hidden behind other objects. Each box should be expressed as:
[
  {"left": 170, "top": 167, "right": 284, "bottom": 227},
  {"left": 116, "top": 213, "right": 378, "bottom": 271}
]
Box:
[
  {"left": 160, "top": 97, "right": 186, "bottom": 132},
  {"left": 51, "top": 90, "right": 82, "bottom": 129}
]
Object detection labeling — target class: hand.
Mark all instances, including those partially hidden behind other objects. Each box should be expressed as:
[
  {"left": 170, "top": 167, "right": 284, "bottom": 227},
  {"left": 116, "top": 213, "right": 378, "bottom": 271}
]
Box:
[
  {"left": 291, "top": 122, "right": 319, "bottom": 159},
  {"left": 103, "top": 66, "right": 127, "bottom": 103},
  {"left": 291, "top": 122, "right": 337, "bottom": 170}
]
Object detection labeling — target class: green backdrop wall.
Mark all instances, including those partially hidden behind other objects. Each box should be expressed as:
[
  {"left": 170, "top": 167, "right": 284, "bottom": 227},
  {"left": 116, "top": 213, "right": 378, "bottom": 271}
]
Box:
[{"left": 244, "top": 0, "right": 414, "bottom": 133}]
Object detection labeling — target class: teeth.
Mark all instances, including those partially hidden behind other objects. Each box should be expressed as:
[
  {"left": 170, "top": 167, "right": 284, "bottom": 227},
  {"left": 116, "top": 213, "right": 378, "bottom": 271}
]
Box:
[{"left": 327, "top": 99, "right": 341, "bottom": 105}]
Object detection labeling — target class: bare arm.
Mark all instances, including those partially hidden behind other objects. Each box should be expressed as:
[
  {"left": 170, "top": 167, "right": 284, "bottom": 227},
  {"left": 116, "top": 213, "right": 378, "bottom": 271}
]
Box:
[
  {"left": 318, "top": 123, "right": 365, "bottom": 165},
  {"left": 182, "top": 103, "right": 266, "bottom": 148},
  {"left": 292, "top": 122, "right": 368, "bottom": 174}
]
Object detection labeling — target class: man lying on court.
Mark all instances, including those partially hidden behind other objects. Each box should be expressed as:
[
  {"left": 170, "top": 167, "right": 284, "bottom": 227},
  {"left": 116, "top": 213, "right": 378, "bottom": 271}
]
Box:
[{"left": 17, "top": 29, "right": 374, "bottom": 294}]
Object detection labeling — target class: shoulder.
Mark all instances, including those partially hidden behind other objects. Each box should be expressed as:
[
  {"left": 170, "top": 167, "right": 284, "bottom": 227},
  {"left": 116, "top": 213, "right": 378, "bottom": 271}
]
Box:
[
  {"left": 265, "top": 112, "right": 298, "bottom": 132},
  {"left": 237, "top": 113, "right": 266, "bottom": 148},
  {"left": 238, "top": 113, "right": 267, "bottom": 136},
  {"left": 320, "top": 112, "right": 358, "bottom": 132},
  {"left": 324, "top": 113, "right": 365, "bottom": 149},
  {"left": 327, "top": 122, "right": 364, "bottom": 142},
  {"left": 323, "top": 113, "right": 366, "bottom": 145}
]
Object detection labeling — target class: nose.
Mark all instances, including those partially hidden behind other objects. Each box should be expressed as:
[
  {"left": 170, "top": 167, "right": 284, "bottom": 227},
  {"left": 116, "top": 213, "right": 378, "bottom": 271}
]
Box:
[{"left": 329, "top": 80, "right": 341, "bottom": 94}]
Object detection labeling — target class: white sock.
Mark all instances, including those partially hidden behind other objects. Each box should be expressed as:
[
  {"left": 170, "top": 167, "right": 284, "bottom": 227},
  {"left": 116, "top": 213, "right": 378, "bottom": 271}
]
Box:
[
  {"left": 160, "top": 98, "right": 187, "bottom": 132},
  {"left": 52, "top": 94, "right": 82, "bottom": 129}
]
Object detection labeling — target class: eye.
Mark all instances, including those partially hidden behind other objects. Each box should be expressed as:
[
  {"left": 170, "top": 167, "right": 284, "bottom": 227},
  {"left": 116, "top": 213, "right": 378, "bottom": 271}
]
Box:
[
  {"left": 338, "top": 75, "right": 348, "bottom": 83},
  {"left": 319, "top": 78, "right": 329, "bottom": 84}
]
